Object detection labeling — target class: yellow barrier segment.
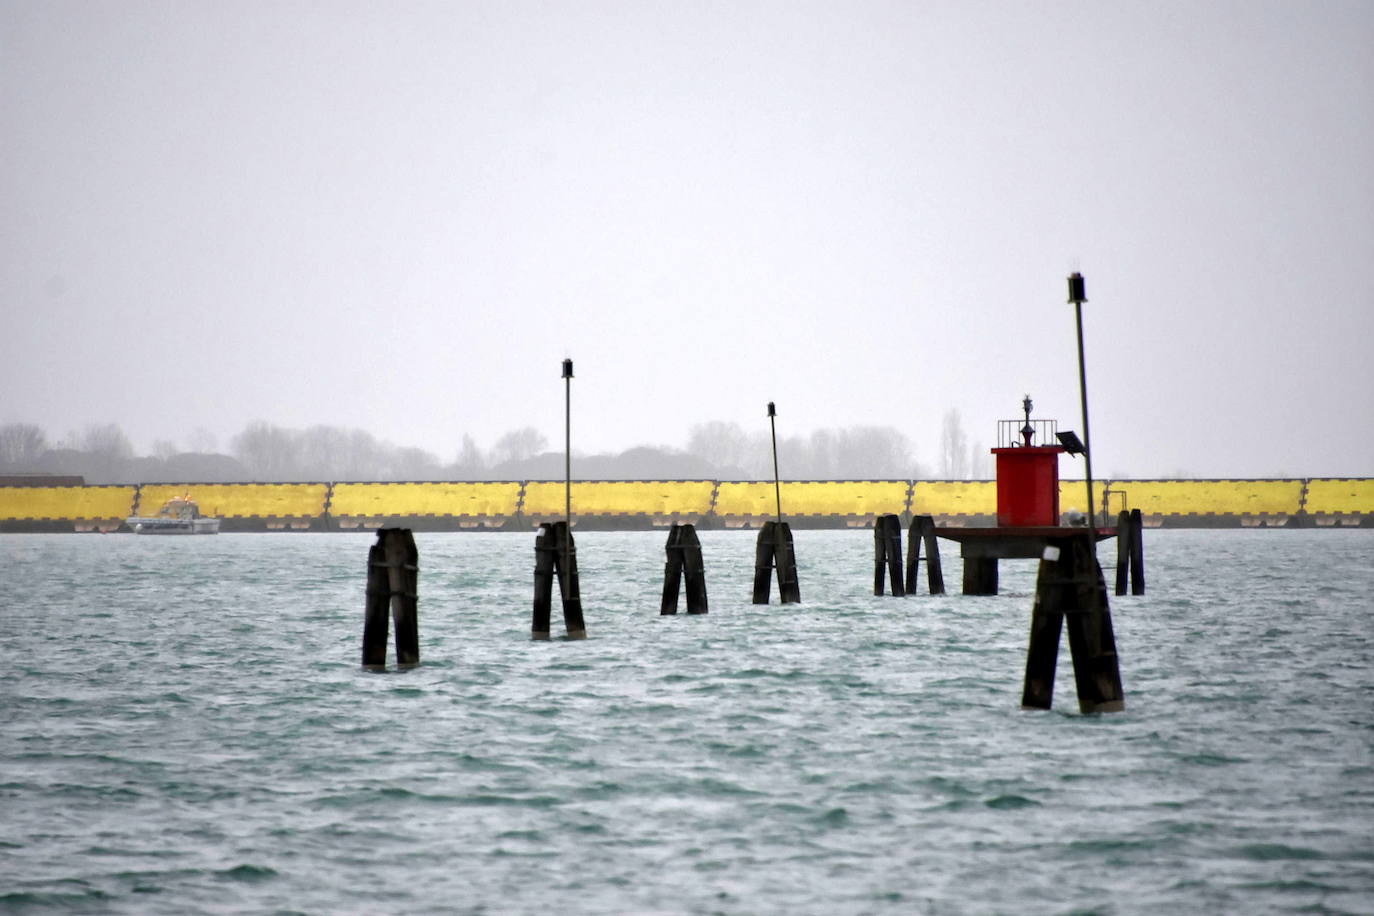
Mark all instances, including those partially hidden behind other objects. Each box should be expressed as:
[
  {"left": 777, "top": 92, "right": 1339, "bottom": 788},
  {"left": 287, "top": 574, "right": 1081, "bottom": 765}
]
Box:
[
  {"left": 0, "top": 485, "right": 136, "bottom": 520},
  {"left": 1107, "top": 479, "right": 1303, "bottom": 516},
  {"left": 329, "top": 482, "right": 521, "bottom": 518},
  {"left": 713, "top": 481, "right": 909, "bottom": 518},
  {"left": 1060, "top": 480, "right": 1112, "bottom": 517},
  {"left": 138, "top": 483, "right": 328, "bottom": 519},
  {"left": 522, "top": 480, "right": 716, "bottom": 516},
  {"left": 911, "top": 481, "right": 996, "bottom": 517},
  {"left": 1304, "top": 479, "right": 1374, "bottom": 515},
  {"left": 4, "top": 479, "right": 1363, "bottom": 526}
]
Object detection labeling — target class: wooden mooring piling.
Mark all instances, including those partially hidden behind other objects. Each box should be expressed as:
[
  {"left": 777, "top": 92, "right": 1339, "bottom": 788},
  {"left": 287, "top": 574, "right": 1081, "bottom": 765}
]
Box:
[
  {"left": 873, "top": 514, "right": 904, "bottom": 596},
  {"left": 533, "top": 520, "right": 587, "bottom": 639},
  {"left": 905, "top": 515, "right": 946, "bottom": 595},
  {"left": 361, "top": 527, "right": 419, "bottom": 670},
  {"left": 661, "top": 523, "right": 708, "bottom": 614},
  {"left": 1114, "top": 508, "right": 1146, "bottom": 596},
  {"left": 1021, "top": 534, "right": 1125, "bottom": 713},
  {"left": 752, "top": 520, "right": 800, "bottom": 604}
]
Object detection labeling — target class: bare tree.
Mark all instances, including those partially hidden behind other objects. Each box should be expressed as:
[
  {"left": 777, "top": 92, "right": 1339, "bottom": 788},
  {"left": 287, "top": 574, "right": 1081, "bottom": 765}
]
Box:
[
  {"left": 231, "top": 421, "right": 300, "bottom": 480},
  {"left": 81, "top": 423, "right": 134, "bottom": 459},
  {"left": 346, "top": 429, "right": 385, "bottom": 479},
  {"left": 0, "top": 423, "right": 48, "bottom": 467},
  {"left": 71, "top": 423, "right": 135, "bottom": 483},
  {"left": 805, "top": 429, "right": 838, "bottom": 478},
  {"left": 686, "top": 421, "right": 758, "bottom": 478},
  {"left": 837, "top": 426, "right": 914, "bottom": 479},
  {"left": 452, "top": 434, "right": 487, "bottom": 480},
  {"left": 186, "top": 427, "right": 218, "bottom": 453},
  {"left": 299, "top": 425, "right": 354, "bottom": 480},
  {"left": 491, "top": 427, "right": 548, "bottom": 465},
  {"left": 940, "top": 410, "right": 969, "bottom": 479},
  {"left": 968, "top": 439, "right": 990, "bottom": 479},
  {"left": 390, "top": 446, "right": 442, "bottom": 481}
]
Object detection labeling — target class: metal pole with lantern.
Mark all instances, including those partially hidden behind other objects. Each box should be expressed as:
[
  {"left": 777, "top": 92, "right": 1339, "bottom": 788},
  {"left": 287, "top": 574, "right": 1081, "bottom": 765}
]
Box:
[
  {"left": 768, "top": 401, "right": 782, "bottom": 522},
  {"left": 1067, "top": 273, "right": 1097, "bottom": 539},
  {"left": 562, "top": 358, "right": 573, "bottom": 594}
]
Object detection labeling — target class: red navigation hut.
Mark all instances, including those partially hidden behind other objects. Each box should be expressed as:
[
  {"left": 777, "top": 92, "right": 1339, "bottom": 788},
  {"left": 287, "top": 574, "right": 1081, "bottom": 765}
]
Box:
[
  {"left": 929, "top": 396, "right": 1114, "bottom": 595},
  {"left": 994, "top": 396, "right": 1065, "bottom": 527}
]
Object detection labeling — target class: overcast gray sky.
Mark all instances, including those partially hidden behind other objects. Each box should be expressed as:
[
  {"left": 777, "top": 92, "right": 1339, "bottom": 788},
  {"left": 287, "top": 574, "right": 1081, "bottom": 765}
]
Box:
[{"left": 3, "top": 0, "right": 1371, "bottom": 478}]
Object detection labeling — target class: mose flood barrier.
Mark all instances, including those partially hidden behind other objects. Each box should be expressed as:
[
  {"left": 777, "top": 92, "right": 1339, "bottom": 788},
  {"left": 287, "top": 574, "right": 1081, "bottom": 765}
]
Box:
[{"left": 1, "top": 478, "right": 1371, "bottom": 533}]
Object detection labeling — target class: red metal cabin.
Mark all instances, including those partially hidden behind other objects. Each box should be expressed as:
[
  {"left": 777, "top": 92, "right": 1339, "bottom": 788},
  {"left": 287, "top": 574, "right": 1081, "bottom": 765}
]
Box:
[
  {"left": 992, "top": 396, "right": 1065, "bottom": 527},
  {"left": 994, "top": 444, "right": 1064, "bottom": 526}
]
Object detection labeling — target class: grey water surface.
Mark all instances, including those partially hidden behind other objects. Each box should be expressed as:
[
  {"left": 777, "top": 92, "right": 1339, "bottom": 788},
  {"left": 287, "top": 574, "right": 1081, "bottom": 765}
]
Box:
[{"left": 2, "top": 529, "right": 1372, "bottom": 914}]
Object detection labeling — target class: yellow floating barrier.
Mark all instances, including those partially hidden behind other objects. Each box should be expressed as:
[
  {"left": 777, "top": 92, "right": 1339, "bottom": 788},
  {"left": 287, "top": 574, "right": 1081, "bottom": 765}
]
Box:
[
  {"left": 1304, "top": 479, "right": 1374, "bottom": 517},
  {"left": 522, "top": 480, "right": 716, "bottom": 519},
  {"left": 910, "top": 481, "right": 996, "bottom": 520},
  {"left": 714, "top": 480, "right": 908, "bottom": 526},
  {"left": 0, "top": 485, "right": 136, "bottom": 521},
  {"left": 1061, "top": 480, "right": 1112, "bottom": 519},
  {"left": 1107, "top": 479, "right": 1303, "bottom": 519},
  {"left": 330, "top": 482, "right": 521, "bottom": 521},
  {"left": 1, "top": 477, "right": 1367, "bottom": 531},
  {"left": 137, "top": 483, "right": 328, "bottom": 520}
]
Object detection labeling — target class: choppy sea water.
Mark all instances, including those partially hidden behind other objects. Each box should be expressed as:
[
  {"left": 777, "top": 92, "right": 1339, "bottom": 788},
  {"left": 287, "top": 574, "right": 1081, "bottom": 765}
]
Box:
[{"left": 1, "top": 529, "right": 1371, "bottom": 915}]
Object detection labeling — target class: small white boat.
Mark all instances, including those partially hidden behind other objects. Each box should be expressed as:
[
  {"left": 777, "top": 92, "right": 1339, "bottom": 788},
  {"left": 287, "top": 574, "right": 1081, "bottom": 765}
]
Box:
[{"left": 127, "top": 493, "right": 221, "bottom": 535}]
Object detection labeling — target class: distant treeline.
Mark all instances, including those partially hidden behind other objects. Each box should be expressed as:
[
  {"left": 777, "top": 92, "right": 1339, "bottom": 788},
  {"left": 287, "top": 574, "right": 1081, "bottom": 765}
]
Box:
[{"left": 0, "top": 417, "right": 993, "bottom": 485}]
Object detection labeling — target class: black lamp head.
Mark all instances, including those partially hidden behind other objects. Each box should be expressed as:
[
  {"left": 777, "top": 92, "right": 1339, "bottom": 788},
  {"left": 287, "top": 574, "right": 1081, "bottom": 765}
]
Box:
[
  {"left": 767, "top": 401, "right": 776, "bottom": 418},
  {"left": 562, "top": 358, "right": 573, "bottom": 379},
  {"left": 1067, "top": 272, "right": 1087, "bottom": 305}
]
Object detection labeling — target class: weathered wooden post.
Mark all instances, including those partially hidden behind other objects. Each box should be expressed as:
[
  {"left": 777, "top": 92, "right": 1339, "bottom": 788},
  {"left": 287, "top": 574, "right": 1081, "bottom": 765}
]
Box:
[
  {"left": 532, "top": 520, "right": 586, "bottom": 639},
  {"left": 531, "top": 356, "right": 587, "bottom": 640},
  {"left": 561, "top": 356, "right": 575, "bottom": 608},
  {"left": 752, "top": 524, "right": 774, "bottom": 604},
  {"left": 361, "top": 527, "right": 419, "bottom": 669},
  {"left": 1113, "top": 508, "right": 1146, "bottom": 596},
  {"left": 1021, "top": 533, "right": 1125, "bottom": 713},
  {"left": 873, "top": 513, "right": 905, "bottom": 596},
  {"left": 1128, "top": 508, "right": 1145, "bottom": 594},
  {"left": 904, "top": 514, "right": 946, "bottom": 595},
  {"left": 661, "top": 523, "right": 708, "bottom": 614},
  {"left": 753, "top": 520, "right": 800, "bottom": 604},
  {"left": 1114, "top": 509, "right": 1132, "bottom": 596},
  {"left": 752, "top": 401, "right": 800, "bottom": 605}
]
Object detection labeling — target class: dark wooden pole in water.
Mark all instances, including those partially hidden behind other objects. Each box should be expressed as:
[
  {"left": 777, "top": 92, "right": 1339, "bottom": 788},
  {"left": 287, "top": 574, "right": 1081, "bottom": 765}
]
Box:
[
  {"left": 753, "top": 520, "right": 799, "bottom": 604},
  {"left": 553, "top": 521, "right": 585, "bottom": 637},
  {"left": 1129, "top": 508, "right": 1145, "bottom": 594},
  {"left": 562, "top": 357, "right": 573, "bottom": 600},
  {"left": 904, "top": 515, "right": 945, "bottom": 595},
  {"left": 752, "top": 522, "right": 775, "bottom": 604},
  {"left": 775, "top": 522, "right": 800, "bottom": 603},
  {"left": 1113, "top": 508, "right": 1147, "bottom": 596},
  {"left": 1114, "top": 509, "right": 1132, "bottom": 596},
  {"left": 753, "top": 402, "right": 799, "bottom": 605},
  {"left": 683, "top": 527, "right": 709, "bottom": 613},
  {"left": 533, "top": 520, "right": 586, "bottom": 638},
  {"left": 1022, "top": 533, "right": 1124, "bottom": 713},
  {"left": 1068, "top": 272, "right": 1098, "bottom": 539},
  {"left": 873, "top": 514, "right": 905, "bottom": 596},
  {"left": 920, "top": 516, "right": 945, "bottom": 595},
  {"left": 662, "top": 525, "right": 684, "bottom": 614},
  {"left": 362, "top": 528, "right": 419, "bottom": 669},
  {"left": 532, "top": 524, "right": 555, "bottom": 639},
  {"left": 662, "top": 523, "right": 708, "bottom": 614},
  {"left": 1021, "top": 543, "right": 1066, "bottom": 709}
]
